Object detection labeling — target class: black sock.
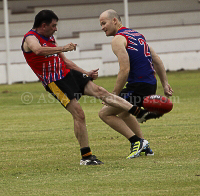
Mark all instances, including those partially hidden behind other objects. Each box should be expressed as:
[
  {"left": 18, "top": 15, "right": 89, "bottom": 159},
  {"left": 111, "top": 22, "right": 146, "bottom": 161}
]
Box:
[
  {"left": 80, "top": 147, "right": 92, "bottom": 158},
  {"left": 128, "top": 106, "right": 145, "bottom": 117},
  {"left": 128, "top": 135, "right": 142, "bottom": 144}
]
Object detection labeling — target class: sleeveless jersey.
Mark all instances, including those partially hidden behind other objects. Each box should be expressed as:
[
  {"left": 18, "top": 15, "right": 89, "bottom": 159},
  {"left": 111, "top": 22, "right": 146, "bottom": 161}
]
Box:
[
  {"left": 21, "top": 29, "right": 70, "bottom": 86},
  {"left": 116, "top": 27, "right": 156, "bottom": 85}
]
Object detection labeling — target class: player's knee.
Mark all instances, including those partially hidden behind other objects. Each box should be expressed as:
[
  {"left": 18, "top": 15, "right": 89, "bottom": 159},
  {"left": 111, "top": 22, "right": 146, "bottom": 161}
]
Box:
[
  {"left": 98, "top": 109, "right": 103, "bottom": 120},
  {"left": 98, "top": 109, "right": 106, "bottom": 121}
]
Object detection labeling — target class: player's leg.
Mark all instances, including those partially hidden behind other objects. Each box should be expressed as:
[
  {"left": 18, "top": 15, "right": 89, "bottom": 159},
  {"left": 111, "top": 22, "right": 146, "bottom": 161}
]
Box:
[
  {"left": 66, "top": 98, "right": 89, "bottom": 148},
  {"left": 99, "top": 106, "right": 143, "bottom": 139},
  {"left": 65, "top": 99, "right": 103, "bottom": 164},
  {"left": 99, "top": 105, "right": 148, "bottom": 158},
  {"left": 119, "top": 87, "right": 156, "bottom": 155},
  {"left": 99, "top": 105, "right": 140, "bottom": 139},
  {"left": 118, "top": 111, "right": 143, "bottom": 138},
  {"left": 84, "top": 81, "right": 149, "bottom": 158},
  {"left": 84, "top": 81, "right": 127, "bottom": 111},
  {"left": 117, "top": 111, "right": 153, "bottom": 156},
  {"left": 65, "top": 100, "right": 103, "bottom": 165},
  {"left": 46, "top": 79, "right": 103, "bottom": 165},
  {"left": 84, "top": 81, "right": 147, "bottom": 118}
]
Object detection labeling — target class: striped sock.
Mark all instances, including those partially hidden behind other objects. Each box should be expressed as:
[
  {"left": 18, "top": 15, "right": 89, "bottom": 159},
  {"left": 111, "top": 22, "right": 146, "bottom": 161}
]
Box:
[
  {"left": 80, "top": 147, "right": 92, "bottom": 158},
  {"left": 128, "top": 106, "right": 141, "bottom": 117}
]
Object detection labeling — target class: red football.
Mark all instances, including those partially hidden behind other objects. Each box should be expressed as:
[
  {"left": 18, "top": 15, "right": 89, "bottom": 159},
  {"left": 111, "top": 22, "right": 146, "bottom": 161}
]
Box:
[{"left": 143, "top": 95, "right": 173, "bottom": 115}]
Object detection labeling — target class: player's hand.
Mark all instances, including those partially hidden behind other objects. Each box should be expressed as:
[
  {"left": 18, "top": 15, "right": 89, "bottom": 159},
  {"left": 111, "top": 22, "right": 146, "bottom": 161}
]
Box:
[
  {"left": 164, "top": 84, "right": 174, "bottom": 97},
  {"left": 88, "top": 68, "right": 99, "bottom": 80},
  {"left": 63, "top": 43, "right": 77, "bottom": 52}
]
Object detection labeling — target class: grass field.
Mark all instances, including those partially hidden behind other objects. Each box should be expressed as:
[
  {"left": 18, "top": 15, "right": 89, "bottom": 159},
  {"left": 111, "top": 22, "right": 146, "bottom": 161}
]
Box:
[{"left": 0, "top": 70, "right": 200, "bottom": 196}]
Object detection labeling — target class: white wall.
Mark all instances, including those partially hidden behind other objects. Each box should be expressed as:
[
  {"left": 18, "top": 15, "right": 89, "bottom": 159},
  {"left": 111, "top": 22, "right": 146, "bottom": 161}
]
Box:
[
  {"left": 159, "top": 52, "right": 200, "bottom": 71},
  {"left": 0, "top": 0, "right": 200, "bottom": 84}
]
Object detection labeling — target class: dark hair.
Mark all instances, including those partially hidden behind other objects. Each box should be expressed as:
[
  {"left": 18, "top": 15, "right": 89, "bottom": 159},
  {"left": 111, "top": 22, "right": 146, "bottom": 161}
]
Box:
[{"left": 33, "top": 10, "right": 59, "bottom": 28}]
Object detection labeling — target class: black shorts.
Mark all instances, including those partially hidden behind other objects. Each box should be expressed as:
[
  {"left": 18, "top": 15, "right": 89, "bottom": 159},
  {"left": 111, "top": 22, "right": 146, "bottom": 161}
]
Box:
[
  {"left": 119, "top": 82, "right": 157, "bottom": 107},
  {"left": 45, "top": 69, "right": 92, "bottom": 107}
]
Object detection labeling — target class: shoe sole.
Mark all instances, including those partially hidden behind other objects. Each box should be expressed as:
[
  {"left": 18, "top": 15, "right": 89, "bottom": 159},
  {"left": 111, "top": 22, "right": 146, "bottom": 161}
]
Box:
[
  {"left": 80, "top": 160, "right": 104, "bottom": 165},
  {"left": 140, "top": 152, "right": 154, "bottom": 156},
  {"left": 126, "top": 140, "right": 149, "bottom": 159},
  {"left": 146, "top": 153, "right": 154, "bottom": 156}
]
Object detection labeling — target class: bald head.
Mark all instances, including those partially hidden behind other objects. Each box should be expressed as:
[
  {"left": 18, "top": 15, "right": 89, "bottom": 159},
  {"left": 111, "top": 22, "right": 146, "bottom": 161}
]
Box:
[
  {"left": 99, "top": 9, "right": 123, "bottom": 36},
  {"left": 100, "top": 9, "right": 122, "bottom": 23}
]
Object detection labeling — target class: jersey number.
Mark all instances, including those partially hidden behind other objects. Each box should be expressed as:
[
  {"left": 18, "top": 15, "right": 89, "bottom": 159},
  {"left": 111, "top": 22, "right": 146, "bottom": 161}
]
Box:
[{"left": 138, "top": 38, "right": 151, "bottom": 57}]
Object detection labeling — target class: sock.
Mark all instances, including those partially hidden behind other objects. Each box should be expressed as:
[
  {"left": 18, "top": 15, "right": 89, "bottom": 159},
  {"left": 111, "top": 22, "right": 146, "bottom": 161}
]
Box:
[
  {"left": 128, "top": 106, "right": 145, "bottom": 117},
  {"left": 80, "top": 147, "right": 92, "bottom": 159},
  {"left": 128, "top": 135, "right": 142, "bottom": 144}
]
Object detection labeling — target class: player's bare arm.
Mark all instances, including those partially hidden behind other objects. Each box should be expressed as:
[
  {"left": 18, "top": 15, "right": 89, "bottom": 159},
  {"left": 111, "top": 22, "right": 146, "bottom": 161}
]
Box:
[
  {"left": 24, "top": 35, "right": 76, "bottom": 56},
  {"left": 149, "top": 46, "right": 174, "bottom": 97},
  {"left": 58, "top": 45, "right": 99, "bottom": 80},
  {"left": 112, "top": 35, "right": 130, "bottom": 95}
]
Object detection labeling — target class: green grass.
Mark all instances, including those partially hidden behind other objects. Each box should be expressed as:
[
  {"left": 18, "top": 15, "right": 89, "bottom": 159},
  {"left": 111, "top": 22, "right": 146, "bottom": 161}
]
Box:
[{"left": 0, "top": 70, "right": 200, "bottom": 196}]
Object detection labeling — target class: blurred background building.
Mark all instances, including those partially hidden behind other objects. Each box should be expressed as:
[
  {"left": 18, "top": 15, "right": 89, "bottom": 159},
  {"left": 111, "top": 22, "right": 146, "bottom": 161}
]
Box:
[{"left": 0, "top": 0, "right": 200, "bottom": 84}]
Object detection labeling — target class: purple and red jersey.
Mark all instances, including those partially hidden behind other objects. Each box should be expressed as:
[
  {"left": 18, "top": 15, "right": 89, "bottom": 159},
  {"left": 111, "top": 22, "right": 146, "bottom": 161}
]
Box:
[
  {"left": 116, "top": 27, "right": 156, "bottom": 85},
  {"left": 21, "top": 30, "right": 70, "bottom": 86}
]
